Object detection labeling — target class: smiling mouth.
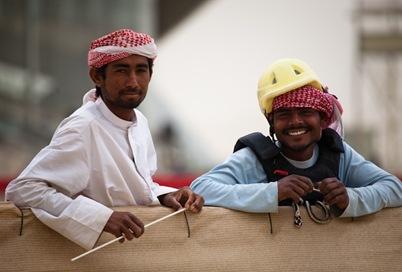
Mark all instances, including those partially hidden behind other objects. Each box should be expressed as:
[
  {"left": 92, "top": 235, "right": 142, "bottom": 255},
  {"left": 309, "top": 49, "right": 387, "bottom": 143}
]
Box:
[{"left": 287, "top": 129, "right": 308, "bottom": 136}]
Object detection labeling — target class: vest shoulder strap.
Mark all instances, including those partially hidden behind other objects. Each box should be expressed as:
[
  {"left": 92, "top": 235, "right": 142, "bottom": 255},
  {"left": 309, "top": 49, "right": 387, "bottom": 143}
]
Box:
[
  {"left": 233, "top": 132, "right": 280, "bottom": 161},
  {"left": 320, "top": 128, "right": 345, "bottom": 153}
]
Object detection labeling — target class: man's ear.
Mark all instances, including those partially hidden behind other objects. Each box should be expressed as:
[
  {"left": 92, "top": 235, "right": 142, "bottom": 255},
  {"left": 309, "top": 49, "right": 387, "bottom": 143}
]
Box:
[
  {"left": 267, "top": 113, "right": 274, "bottom": 126},
  {"left": 267, "top": 113, "right": 276, "bottom": 140},
  {"left": 319, "top": 112, "right": 328, "bottom": 128},
  {"left": 321, "top": 118, "right": 328, "bottom": 128},
  {"left": 89, "top": 67, "right": 103, "bottom": 87}
]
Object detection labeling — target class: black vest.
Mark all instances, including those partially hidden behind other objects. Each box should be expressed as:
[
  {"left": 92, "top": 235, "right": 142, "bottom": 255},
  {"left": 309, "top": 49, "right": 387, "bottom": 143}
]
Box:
[{"left": 233, "top": 128, "right": 345, "bottom": 205}]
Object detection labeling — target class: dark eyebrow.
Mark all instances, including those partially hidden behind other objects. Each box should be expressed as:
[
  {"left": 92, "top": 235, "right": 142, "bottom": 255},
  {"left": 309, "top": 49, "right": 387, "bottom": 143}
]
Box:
[
  {"left": 110, "top": 62, "right": 149, "bottom": 69},
  {"left": 136, "top": 63, "right": 149, "bottom": 69},
  {"left": 111, "top": 63, "right": 130, "bottom": 69}
]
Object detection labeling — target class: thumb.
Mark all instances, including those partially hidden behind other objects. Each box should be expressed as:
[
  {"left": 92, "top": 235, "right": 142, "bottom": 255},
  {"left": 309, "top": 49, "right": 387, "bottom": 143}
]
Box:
[
  {"left": 163, "top": 194, "right": 183, "bottom": 210},
  {"left": 315, "top": 181, "right": 325, "bottom": 193}
]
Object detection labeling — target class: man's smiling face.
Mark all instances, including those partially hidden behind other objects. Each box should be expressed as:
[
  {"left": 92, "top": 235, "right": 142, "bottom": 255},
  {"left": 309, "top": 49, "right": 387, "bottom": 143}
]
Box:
[{"left": 272, "top": 107, "right": 326, "bottom": 161}]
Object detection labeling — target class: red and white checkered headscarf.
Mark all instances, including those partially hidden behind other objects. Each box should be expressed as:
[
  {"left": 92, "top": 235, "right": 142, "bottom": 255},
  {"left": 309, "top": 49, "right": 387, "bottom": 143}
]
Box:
[
  {"left": 88, "top": 29, "right": 157, "bottom": 68},
  {"left": 272, "top": 85, "right": 344, "bottom": 136}
]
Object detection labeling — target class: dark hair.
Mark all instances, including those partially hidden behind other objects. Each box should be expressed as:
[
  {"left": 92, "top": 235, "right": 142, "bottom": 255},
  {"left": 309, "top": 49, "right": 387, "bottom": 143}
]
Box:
[
  {"left": 94, "top": 58, "right": 154, "bottom": 98},
  {"left": 95, "top": 65, "right": 107, "bottom": 97}
]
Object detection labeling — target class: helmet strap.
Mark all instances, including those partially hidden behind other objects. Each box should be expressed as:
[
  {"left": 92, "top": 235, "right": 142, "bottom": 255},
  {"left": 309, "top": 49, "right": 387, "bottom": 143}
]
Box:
[
  {"left": 269, "top": 126, "right": 277, "bottom": 142},
  {"left": 267, "top": 114, "right": 277, "bottom": 142}
]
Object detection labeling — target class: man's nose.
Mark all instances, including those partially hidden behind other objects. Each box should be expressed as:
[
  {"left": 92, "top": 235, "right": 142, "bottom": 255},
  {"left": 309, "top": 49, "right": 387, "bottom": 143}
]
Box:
[
  {"left": 126, "top": 72, "right": 139, "bottom": 88},
  {"left": 290, "top": 113, "right": 303, "bottom": 125}
]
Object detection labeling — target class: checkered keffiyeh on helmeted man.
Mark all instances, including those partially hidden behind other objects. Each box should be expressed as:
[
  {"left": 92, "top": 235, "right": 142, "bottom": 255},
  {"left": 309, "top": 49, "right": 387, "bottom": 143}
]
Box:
[{"left": 272, "top": 85, "right": 344, "bottom": 136}]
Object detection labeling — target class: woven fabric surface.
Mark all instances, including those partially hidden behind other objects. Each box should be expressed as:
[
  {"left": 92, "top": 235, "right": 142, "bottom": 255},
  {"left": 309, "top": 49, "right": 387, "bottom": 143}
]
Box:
[{"left": 0, "top": 202, "right": 401, "bottom": 272}]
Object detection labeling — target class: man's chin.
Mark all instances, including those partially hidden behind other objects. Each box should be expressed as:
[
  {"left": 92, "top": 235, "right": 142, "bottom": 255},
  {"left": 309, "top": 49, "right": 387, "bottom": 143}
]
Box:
[
  {"left": 284, "top": 141, "right": 314, "bottom": 153},
  {"left": 122, "top": 100, "right": 142, "bottom": 109}
]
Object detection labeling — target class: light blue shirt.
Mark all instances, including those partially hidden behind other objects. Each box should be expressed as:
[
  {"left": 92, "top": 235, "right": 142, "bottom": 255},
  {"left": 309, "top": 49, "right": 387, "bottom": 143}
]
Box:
[{"left": 190, "top": 141, "right": 402, "bottom": 217}]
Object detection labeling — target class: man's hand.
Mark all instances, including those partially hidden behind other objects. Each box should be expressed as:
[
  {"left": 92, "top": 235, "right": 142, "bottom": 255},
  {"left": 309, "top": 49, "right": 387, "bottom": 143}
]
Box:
[
  {"left": 158, "top": 186, "right": 204, "bottom": 213},
  {"left": 103, "top": 211, "right": 144, "bottom": 243},
  {"left": 277, "top": 174, "right": 314, "bottom": 203},
  {"left": 316, "top": 177, "right": 349, "bottom": 210}
]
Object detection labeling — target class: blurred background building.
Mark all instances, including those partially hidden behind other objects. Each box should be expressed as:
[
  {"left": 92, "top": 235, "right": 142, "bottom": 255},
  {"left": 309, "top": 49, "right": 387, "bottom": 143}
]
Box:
[{"left": 1, "top": 0, "right": 402, "bottom": 196}]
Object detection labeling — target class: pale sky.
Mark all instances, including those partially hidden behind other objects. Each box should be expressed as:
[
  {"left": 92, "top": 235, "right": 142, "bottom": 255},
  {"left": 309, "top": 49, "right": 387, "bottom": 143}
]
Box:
[{"left": 144, "top": 0, "right": 357, "bottom": 170}]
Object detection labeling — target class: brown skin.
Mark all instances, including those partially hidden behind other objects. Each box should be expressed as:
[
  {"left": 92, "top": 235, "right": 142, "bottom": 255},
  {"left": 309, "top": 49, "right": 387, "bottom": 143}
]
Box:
[
  {"left": 89, "top": 54, "right": 151, "bottom": 121},
  {"left": 271, "top": 107, "right": 349, "bottom": 210},
  {"left": 277, "top": 174, "right": 314, "bottom": 204},
  {"left": 89, "top": 55, "right": 204, "bottom": 242},
  {"left": 317, "top": 177, "right": 349, "bottom": 210},
  {"left": 158, "top": 186, "right": 204, "bottom": 213}
]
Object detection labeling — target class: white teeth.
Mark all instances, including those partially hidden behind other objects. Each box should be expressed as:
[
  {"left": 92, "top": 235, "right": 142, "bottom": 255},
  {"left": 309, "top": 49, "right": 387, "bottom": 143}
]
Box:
[{"left": 288, "top": 130, "right": 306, "bottom": 136}]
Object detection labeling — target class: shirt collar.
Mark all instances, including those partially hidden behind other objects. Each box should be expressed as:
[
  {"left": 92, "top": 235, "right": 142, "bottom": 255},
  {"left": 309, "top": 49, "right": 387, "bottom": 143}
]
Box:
[
  {"left": 280, "top": 144, "right": 319, "bottom": 169},
  {"left": 95, "top": 98, "right": 137, "bottom": 128}
]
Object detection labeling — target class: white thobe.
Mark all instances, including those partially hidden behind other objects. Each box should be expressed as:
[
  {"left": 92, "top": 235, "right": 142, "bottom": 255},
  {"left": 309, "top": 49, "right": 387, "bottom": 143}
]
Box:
[{"left": 6, "top": 98, "right": 176, "bottom": 249}]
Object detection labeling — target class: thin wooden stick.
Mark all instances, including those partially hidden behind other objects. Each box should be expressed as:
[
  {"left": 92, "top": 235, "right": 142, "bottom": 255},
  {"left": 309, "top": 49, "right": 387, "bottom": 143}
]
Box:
[
  {"left": 143, "top": 208, "right": 187, "bottom": 228},
  {"left": 71, "top": 208, "right": 187, "bottom": 262}
]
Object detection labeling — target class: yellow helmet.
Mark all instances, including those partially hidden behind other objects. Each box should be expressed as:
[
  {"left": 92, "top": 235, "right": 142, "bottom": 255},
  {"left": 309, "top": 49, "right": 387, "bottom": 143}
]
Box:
[{"left": 257, "top": 58, "right": 323, "bottom": 116}]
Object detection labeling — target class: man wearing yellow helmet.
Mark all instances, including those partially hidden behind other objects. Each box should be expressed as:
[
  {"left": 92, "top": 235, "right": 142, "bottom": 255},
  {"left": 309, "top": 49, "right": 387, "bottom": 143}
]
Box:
[{"left": 190, "top": 58, "right": 402, "bottom": 223}]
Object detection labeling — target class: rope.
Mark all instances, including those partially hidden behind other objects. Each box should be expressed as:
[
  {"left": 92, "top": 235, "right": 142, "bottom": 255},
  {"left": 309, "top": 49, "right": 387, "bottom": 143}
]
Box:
[
  {"left": 293, "top": 203, "right": 303, "bottom": 227},
  {"left": 183, "top": 211, "right": 191, "bottom": 238},
  {"left": 268, "top": 213, "right": 273, "bottom": 234},
  {"left": 305, "top": 200, "right": 330, "bottom": 224},
  {"left": 293, "top": 194, "right": 331, "bottom": 227},
  {"left": 18, "top": 207, "right": 24, "bottom": 236}
]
